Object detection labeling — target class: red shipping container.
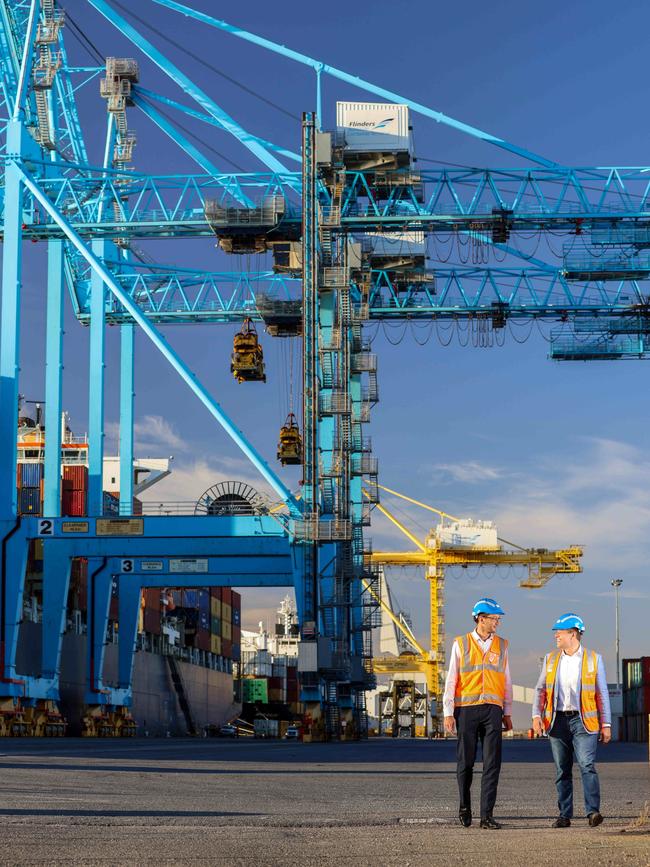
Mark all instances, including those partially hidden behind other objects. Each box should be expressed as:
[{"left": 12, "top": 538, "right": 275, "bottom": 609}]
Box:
[
  {"left": 61, "top": 478, "right": 73, "bottom": 492},
  {"left": 196, "top": 627, "right": 211, "bottom": 651},
  {"left": 63, "top": 465, "right": 88, "bottom": 490},
  {"left": 144, "top": 588, "right": 161, "bottom": 609},
  {"left": 143, "top": 607, "right": 161, "bottom": 634},
  {"left": 221, "top": 587, "right": 232, "bottom": 606},
  {"left": 71, "top": 558, "right": 88, "bottom": 610},
  {"left": 77, "top": 581, "right": 87, "bottom": 610},
  {"left": 210, "top": 586, "right": 222, "bottom": 600},
  {"left": 62, "top": 490, "right": 86, "bottom": 516},
  {"left": 231, "top": 590, "right": 241, "bottom": 611},
  {"left": 71, "top": 558, "right": 88, "bottom": 582},
  {"left": 287, "top": 667, "right": 298, "bottom": 681},
  {"left": 221, "top": 638, "right": 232, "bottom": 657},
  {"left": 268, "top": 676, "right": 283, "bottom": 690},
  {"left": 232, "top": 624, "right": 241, "bottom": 643}
]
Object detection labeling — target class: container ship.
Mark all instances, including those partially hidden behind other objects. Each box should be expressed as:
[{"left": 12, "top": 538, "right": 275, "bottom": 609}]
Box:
[{"left": 14, "top": 405, "right": 242, "bottom": 736}]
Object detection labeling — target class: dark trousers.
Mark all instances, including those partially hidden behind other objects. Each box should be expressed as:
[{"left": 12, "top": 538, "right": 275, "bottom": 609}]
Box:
[{"left": 455, "top": 703, "right": 503, "bottom": 818}]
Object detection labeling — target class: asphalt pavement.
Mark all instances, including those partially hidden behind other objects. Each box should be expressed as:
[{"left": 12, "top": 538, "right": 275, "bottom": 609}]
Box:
[{"left": 0, "top": 738, "right": 647, "bottom": 865}]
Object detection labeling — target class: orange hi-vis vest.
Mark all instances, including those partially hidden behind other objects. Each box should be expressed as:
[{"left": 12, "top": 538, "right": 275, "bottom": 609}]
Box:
[
  {"left": 542, "top": 648, "right": 599, "bottom": 733},
  {"left": 454, "top": 633, "right": 508, "bottom": 710}
]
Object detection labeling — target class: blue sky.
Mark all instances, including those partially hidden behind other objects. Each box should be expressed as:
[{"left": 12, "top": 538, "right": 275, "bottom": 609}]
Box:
[{"left": 16, "top": 0, "right": 650, "bottom": 715}]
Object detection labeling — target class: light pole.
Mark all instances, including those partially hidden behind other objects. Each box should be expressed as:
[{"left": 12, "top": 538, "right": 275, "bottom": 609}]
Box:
[{"left": 611, "top": 579, "right": 623, "bottom": 690}]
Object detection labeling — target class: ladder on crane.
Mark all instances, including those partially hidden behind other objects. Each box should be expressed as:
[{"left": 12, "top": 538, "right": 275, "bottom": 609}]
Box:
[{"left": 166, "top": 655, "right": 198, "bottom": 736}]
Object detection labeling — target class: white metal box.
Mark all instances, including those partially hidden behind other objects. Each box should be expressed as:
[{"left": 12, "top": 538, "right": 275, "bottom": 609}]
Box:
[
  {"left": 433, "top": 519, "right": 499, "bottom": 550},
  {"left": 336, "top": 102, "right": 410, "bottom": 153},
  {"left": 298, "top": 640, "right": 318, "bottom": 672}
]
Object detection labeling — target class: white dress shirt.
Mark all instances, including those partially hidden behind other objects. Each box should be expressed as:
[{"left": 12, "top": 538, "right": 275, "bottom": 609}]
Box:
[
  {"left": 532, "top": 644, "right": 612, "bottom": 727},
  {"left": 556, "top": 646, "right": 583, "bottom": 711},
  {"left": 443, "top": 629, "right": 512, "bottom": 717}
]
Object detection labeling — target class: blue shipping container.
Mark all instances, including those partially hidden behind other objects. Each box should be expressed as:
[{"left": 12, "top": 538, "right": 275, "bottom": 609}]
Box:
[
  {"left": 183, "top": 590, "right": 199, "bottom": 608},
  {"left": 103, "top": 492, "right": 119, "bottom": 515},
  {"left": 231, "top": 643, "right": 241, "bottom": 661},
  {"left": 198, "top": 590, "right": 210, "bottom": 614},
  {"left": 232, "top": 609, "right": 241, "bottom": 626},
  {"left": 19, "top": 487, "right": 41, "bottom": 514},
  {"left": 20, "top": 463, "right": 44, "bottom": 487},
  {"left": 199, "top": 611, "right": 210, "bottom": 630}
]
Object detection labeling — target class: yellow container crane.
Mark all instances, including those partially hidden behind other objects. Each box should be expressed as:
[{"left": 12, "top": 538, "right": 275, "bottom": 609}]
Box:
[{"left": 363, "top": 484, "right": 583, "bottom": 734}]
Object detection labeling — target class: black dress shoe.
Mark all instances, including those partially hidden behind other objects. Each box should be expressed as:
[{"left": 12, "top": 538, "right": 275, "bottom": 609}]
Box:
[
  {"left": 458, "top": 808, "right": 472, "bottom": 827},
  {"left": 479, "top": 816, "right": 502, "bottom": 829},
  {"left": 553, "top": 817, "right": 571, "bottom": 828},
  {"left": 588, "top": 812, "right": 603, "bottom": 827}
]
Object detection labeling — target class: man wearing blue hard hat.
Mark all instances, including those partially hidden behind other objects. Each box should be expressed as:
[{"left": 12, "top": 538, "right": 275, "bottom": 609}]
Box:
[
  {"left": 532, "top": 613, "right": 611, "bottom": 828},
  {"left": 443, "top": 597, "right": 512, "bottom": 830}
]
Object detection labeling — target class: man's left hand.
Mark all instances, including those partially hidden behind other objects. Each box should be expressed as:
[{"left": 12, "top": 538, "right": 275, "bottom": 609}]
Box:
[
  {"left": 502, "top": 715, "right": 513, "bottom": 732},
  {"left": 600, "top": 726, "right": 611, "bottom": 744}
]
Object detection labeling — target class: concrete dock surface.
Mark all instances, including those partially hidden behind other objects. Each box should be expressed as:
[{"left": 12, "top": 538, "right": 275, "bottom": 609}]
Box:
[{"left": 0, "top": 738, "right": 648, "bottom": 865}]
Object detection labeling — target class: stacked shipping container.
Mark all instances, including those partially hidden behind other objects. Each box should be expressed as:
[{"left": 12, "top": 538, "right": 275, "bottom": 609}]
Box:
[
  {"left": 62, "top": 465, "right": 88, "bottom": 516},
  {"left": 241, "top": 649, "right": 300, "bottom": 711},
  {"left": 162, "top": 586, "right": 241, "bottom": 664},
  {"left": 17, "top": 462, "right": 43, "bottom": 515},
  {"left": 622, "top": 656, "right": 650, "bottom": 742}
]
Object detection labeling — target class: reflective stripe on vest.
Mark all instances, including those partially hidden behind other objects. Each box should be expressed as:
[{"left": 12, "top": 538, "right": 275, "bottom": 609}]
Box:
[
  {"left": 542, "top": 647, "right": 600, "bottom": 733},
  {"left": 454, "top": 632, "right": 507, "bottom": 710}
]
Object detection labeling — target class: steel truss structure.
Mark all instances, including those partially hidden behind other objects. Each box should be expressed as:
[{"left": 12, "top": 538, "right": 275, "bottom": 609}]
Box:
[{"left": 1, "top": 0, "right": 650, "bottom": 737}]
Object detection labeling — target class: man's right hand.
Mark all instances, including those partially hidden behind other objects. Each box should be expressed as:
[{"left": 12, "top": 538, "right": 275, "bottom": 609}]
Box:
[
  {"left": 444, "top": 715, "right": 456, "bottom": 735},
  {"left": 532, "top": 716, "right": 544, "bottom": 737}
]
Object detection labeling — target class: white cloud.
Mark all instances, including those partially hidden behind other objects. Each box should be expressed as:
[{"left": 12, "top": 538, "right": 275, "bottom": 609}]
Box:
[
  {"left": 481, "top": 437, "right": 650, "bottom": 574},
  {"left": 432, "top": 460, "right": 503, "bottom": 483},
  {"left": 134, "top": 415, "right": 184, "bottom": 451},
  {"left": 104, "top": 415, "right": 184, "bottom": 455}
]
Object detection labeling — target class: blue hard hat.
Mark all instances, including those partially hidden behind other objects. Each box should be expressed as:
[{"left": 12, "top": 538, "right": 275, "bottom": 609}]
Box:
[
  {"left": 552, "top": 613, "right": 585, "bottom": 633},
  {"left": 472, "top": 598, "right": 505, "bottom": 618}
]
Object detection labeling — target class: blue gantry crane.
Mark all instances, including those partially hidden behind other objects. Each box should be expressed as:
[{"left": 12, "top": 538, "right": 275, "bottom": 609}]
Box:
[{"left": 1, "top": 0, "right": 650, "bottom": 737}]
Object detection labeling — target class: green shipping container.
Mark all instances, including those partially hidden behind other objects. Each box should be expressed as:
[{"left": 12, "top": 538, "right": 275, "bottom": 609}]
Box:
[
  {"left": 243, "top": 678, "right": 268, "bottom": 703},
  {"left": 211, "top": 616, "right": 220, "bottom": 635}
]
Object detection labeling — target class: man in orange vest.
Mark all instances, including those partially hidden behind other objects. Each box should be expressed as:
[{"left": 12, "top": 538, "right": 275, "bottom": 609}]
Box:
[
  {"left": 443, "top": 598, "right": 512, "bottom": 829},
  {"left": 532, "top": 614, "right": 611, "bottom": 828}
]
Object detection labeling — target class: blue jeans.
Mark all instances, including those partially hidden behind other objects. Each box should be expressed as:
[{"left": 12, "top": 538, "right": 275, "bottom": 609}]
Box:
[{"left": 549, "top": 712, "right": 600, "bottom": 817}]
